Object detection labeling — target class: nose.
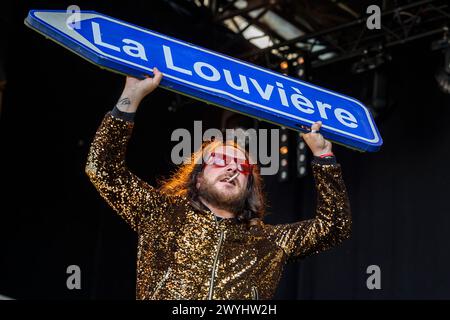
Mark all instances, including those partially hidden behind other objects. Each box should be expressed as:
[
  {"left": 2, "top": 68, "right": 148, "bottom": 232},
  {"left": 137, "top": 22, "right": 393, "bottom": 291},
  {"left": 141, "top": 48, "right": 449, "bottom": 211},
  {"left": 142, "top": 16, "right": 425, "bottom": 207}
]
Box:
[{"left": 225, "top": 160, "right": 238, "bottom": 172}]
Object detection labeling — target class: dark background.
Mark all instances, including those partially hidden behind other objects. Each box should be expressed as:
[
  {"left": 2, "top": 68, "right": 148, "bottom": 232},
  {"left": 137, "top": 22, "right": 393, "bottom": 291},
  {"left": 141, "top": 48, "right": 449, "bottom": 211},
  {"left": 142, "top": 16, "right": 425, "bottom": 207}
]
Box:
[{"left": 1, "top": 0, "right": 449, "bottom": 300}]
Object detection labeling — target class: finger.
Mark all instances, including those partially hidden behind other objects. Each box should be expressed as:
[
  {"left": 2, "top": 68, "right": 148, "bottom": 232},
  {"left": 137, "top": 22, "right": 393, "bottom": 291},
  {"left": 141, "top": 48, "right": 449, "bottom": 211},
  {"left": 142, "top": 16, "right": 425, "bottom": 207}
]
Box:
[
  {"left": 311, "top": 121, "right": 322, "bottom": 132},
  {"left": 153, "top": 67, "right": 163, "bottom": 84}
]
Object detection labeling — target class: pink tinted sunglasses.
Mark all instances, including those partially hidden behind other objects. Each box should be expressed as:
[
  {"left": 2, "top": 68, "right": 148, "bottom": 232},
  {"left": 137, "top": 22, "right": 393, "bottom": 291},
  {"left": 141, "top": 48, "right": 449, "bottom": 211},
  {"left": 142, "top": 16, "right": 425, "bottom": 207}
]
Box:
[{"left": 204, "top": 152, "right": 253, "bottom": 175}]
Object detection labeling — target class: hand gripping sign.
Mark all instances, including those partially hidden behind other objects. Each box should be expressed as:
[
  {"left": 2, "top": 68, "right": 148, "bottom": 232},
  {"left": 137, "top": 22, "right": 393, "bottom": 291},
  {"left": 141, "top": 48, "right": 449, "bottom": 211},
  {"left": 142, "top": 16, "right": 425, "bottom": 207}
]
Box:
[{"left": 25, "top": 10, "right": 383, "bottom": 152}]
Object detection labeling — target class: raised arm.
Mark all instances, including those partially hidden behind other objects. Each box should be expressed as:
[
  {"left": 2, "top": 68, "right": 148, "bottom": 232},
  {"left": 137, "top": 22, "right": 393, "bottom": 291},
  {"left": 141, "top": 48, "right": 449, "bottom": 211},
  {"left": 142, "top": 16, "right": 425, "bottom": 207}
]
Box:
[
  {"left": 85, "top": 69, "right": 166, "bottom": 231},
  {"left": 266, "top": 121, "right": 352, "bottom": 262}
]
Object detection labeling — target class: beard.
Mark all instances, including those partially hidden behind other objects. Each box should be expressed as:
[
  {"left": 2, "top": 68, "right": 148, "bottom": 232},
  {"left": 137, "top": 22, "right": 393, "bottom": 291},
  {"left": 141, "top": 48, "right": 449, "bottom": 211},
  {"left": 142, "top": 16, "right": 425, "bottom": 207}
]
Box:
[{"left": 197, "top": 175, "right": 247, "bottom": 215}]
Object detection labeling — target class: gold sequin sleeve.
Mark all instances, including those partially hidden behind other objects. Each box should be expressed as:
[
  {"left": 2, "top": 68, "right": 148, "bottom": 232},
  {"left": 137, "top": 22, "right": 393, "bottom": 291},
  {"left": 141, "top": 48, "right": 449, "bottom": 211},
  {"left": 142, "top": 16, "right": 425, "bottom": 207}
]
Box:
[
  {"left": 266, "top": 162, "right": 351, "bottom": 263},
  {"left": 85, "top": 112, "right": 168, "bottom": 232}
]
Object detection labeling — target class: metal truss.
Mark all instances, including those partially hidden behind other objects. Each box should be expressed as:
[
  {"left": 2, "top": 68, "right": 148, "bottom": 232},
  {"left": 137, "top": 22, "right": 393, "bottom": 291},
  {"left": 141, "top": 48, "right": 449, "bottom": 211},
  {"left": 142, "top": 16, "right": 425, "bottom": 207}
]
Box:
[{"left": 195, "top": 0, "right": 450, "bottom": 69}]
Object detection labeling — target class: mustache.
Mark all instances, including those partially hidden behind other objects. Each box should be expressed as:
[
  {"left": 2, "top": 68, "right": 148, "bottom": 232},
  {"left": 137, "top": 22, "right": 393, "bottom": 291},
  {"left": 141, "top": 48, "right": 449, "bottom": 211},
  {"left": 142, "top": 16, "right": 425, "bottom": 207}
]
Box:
[{"left": 217, "top": 173, "right": 240, "bottom": 185}]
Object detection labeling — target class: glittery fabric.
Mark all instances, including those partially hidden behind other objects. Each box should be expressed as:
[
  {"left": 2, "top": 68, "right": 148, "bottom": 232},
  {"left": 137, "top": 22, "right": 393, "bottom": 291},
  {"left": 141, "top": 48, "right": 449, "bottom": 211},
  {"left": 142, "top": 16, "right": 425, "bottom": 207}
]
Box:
[{"left": 85, "top": 112, "right": 351, "bottom": 300}]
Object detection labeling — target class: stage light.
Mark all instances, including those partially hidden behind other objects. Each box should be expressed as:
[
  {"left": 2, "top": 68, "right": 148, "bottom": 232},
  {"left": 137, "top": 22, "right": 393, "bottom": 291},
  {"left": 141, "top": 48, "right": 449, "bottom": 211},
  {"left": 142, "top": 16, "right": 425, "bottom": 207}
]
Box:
[
  {"left": 278, "top": 128, "right": 289, "bottom": 182},
  {"left": 280, "top": 146, "right": 289, "bottom": 155},
  {"left": 435, "top": 47, "right": 450, "bottom": 94},
  {"left": 298, "top": 166, "right": 306, "bottom": 176},
  {"left": 431, "top": 31, "right": 450, "bottom": 95},
  {"left": 351, "top": 52, "right": 391, "bottom": 74},
  {"left": 293, "top": 56, "right": 307, "bottom": 79},
  {"left": 279, "top": 146, "right": 288, "bottom": 155},
  {"left": 296, "top": 134, "right": 307, "bottom": 178},
  {"left": 280, "top": 60, "right": 289, "bottom": 70}
]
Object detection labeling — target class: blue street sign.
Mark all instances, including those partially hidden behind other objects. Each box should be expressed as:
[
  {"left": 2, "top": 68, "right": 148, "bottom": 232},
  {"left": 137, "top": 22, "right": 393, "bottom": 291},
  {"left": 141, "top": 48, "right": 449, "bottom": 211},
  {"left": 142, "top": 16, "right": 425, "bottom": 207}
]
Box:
[{"left": 25, "top": 9, "right": 383, "bottom": 152}]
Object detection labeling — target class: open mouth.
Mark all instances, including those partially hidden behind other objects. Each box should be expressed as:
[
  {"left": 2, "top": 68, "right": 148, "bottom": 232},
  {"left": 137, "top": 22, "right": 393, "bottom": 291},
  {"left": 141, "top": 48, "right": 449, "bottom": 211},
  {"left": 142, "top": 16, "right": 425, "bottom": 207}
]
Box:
[{"left": 220, "top": 178, "right": 236, "bottom": 186}]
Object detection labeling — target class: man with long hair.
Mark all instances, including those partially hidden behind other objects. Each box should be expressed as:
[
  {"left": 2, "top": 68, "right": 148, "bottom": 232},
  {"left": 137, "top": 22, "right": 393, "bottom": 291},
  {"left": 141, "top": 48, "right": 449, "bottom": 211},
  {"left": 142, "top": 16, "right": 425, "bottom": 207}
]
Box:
[{"left": 85, "top": 68, "right": 351, "bottom": 300}]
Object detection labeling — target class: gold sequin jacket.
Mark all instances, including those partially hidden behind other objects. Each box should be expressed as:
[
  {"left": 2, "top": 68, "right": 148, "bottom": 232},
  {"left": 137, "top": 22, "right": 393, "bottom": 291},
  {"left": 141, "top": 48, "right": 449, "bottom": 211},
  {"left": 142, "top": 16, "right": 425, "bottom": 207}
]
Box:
[{"left": 85, "top": 112, "right": 351, "bottom": 300}]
